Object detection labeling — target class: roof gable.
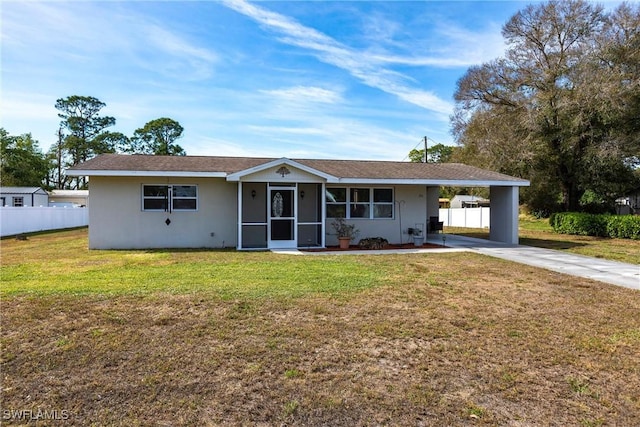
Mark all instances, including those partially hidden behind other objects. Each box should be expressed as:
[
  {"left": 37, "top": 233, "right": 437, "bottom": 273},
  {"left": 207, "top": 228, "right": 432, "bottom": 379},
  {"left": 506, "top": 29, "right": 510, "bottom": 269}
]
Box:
[{"left": 226, "top": 158, "right": 337, "bottom": 182}]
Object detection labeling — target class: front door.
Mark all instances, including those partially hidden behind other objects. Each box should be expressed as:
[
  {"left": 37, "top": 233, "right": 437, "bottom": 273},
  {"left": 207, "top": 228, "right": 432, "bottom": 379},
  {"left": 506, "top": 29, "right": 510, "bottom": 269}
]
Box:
[{"left": 268, "top": 187, "right": 296, "bottom": 248}]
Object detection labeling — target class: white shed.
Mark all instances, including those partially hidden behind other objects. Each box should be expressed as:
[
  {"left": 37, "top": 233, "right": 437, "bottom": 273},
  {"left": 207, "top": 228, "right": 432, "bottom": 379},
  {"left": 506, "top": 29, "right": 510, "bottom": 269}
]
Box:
[
  {"left": 0, "top": 187, "right": 49, "bottom": 207},
  {"left": 450, "top": 194, "right": 490, "bottom": 209},
  {"left": 48, "top": 189, "right": 89, "bottom": 207}
]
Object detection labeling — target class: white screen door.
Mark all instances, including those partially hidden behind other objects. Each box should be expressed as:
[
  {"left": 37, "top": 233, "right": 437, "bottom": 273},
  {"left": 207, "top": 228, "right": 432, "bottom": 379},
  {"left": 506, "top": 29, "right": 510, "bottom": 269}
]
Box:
[{"left": 268, "top": 187, "right": 296, "bottom": 248}]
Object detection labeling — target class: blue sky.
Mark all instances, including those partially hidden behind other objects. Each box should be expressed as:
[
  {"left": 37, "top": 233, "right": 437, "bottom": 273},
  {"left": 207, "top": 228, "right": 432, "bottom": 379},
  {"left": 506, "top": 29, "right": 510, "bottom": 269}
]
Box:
[{"left": 0, "top": 0, "right": 622, "bottom": 160}]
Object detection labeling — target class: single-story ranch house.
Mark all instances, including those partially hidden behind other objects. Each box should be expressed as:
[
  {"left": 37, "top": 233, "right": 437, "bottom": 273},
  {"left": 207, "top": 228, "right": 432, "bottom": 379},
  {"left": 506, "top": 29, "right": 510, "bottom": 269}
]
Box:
[{"left": 67, "top": 154, "right": 529, "bottom": 250}]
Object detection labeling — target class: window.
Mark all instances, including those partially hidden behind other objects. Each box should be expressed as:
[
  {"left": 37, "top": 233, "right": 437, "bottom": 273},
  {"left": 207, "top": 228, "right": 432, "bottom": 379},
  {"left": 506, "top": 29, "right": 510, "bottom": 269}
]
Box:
[
  {"left": 350, "top": 188, "right": 370, "bottom": 218},
  {"left": 172, "top": 185, "right": 197, "bottom": 210},
  {"left": 12, "top": 197, "right": 24, "bottom": 207},
  {"left": 142, "top": 185, "right": 197, "bottom": 212},
  {"left": 326, "top": 187, "right": 394, "bottom": 219},
  {"left": 373, "top": 188, "right": 393, "bottom": 218},
  {"left": 143, "top": 185, "right": 169, "bottom": 211},
  {"left": 326, "top": 188, "right": 346, "bottom": 218}
]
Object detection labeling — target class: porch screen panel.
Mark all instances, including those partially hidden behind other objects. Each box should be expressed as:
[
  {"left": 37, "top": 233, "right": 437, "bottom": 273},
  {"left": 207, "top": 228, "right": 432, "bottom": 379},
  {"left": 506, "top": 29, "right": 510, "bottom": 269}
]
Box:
[
  {"left": 298, "top": 184, "right": 322, "bottom": 247},
  {"left": 298, "top": 224, "right": 322, "bottom": 247},
  {"left": 242, "top": 183, "right": 266, "bottom": 223},
  {"left": 298, "top": 184, "right": 321, "bottom": 222},
  {"left": 242, "top": 225, "right": 267, "bottom": 249}
]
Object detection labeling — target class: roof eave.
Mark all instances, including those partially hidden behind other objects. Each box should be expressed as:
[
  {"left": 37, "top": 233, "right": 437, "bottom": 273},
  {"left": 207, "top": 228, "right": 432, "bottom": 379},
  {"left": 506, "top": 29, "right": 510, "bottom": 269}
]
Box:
[
  {"left": 336, "top": 178, "right": 530, "bottom": 187},
  {"left": 66, "top": 170, "right": 228, "bottom": 178}
]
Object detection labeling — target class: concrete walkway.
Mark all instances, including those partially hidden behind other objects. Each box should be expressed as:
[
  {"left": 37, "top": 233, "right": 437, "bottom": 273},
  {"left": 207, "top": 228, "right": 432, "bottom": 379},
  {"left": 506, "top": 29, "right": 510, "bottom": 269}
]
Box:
[{"left": 274, "top": 235, "right": 639, "bottom": 290}]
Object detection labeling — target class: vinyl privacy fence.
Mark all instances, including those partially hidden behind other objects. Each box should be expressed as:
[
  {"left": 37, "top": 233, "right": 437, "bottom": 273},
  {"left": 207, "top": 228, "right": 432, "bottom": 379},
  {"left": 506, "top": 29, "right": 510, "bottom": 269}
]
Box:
[
  {"left": 0, "top": 207, "right": 89, "bottom": 237},
  {"left": 439, "top": 207, "right": 490, "bottom": 229},
  {"left": 0, "top": 207, "right": 487, "bottom": 238}
]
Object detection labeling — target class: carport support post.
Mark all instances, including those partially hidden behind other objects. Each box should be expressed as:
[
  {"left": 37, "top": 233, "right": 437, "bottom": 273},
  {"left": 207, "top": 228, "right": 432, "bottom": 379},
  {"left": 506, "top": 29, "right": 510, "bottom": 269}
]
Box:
[
  {"left": 489, "top": 186, "right": 519, "bottom": 244},
  {"left": 426, "top": 186, "right": 440, "bottom": 233}
]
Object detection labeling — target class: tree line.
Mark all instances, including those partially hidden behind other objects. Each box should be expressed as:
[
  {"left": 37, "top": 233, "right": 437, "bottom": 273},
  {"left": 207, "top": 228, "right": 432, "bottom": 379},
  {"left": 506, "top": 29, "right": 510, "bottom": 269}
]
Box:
[
  {"left": 412, "top": 0, "right": 640, "bottom": 215},
  {"left": 1, "top": 95, "right": 185, "bottom": 190}
]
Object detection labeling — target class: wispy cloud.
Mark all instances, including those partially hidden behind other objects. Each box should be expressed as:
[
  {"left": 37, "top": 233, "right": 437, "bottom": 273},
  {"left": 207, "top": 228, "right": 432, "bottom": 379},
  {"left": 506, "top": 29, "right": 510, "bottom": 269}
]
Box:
[
  {"left": 260, "top": 86, "right": 343, "bottom": 104},
  {"left": 348, "top": 5, "right": 508, "bottom": 69},
  {"left": 138, "top": 23, "right": 218, "bottom": 80},
  {"left": 221, "top": 0, "right": 454, "bottom": 116},
  {"left": 1, "top": 2, "right": 217, "bottom": 81},
  {"left": 361, "top": 12, "right": 404, "bottom": 46},
  {"left": 429, "top": 20, "right": 507, "bottom": 65}
]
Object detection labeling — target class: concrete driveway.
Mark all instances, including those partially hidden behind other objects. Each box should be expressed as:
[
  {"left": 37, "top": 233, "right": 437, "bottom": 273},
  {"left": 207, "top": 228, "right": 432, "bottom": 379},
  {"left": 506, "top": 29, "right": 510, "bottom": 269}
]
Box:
[{"left": 428, "top": 234, "right": 640, "bottom": 290}]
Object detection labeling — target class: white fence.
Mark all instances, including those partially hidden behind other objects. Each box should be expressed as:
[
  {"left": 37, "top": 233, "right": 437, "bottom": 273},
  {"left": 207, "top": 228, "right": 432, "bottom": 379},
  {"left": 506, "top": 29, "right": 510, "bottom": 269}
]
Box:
[
  {"left": 440, "top": 207, "right": 490, "bottom": 229},
  {"left": 0, "top": 206, "right": 489, "bottom": 237},
  {"left": 0, "top": 207, "right": 89, "bottom": 237}
]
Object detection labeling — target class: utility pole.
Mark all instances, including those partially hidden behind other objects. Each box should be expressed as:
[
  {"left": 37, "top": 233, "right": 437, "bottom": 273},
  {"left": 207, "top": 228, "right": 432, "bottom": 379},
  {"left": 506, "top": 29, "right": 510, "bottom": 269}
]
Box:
[{"left": 423, "top": 136, "right": 428, "bottom": 163}]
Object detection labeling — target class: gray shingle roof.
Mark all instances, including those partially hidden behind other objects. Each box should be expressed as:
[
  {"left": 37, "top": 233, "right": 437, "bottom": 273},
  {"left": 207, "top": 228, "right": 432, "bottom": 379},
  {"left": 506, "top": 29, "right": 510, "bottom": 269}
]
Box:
[
  {"left": 0, "top": 186, "right": 47, "bottom": 194},
  {"left": 68, "top": 154, "right": 529, "bottom": 185}
]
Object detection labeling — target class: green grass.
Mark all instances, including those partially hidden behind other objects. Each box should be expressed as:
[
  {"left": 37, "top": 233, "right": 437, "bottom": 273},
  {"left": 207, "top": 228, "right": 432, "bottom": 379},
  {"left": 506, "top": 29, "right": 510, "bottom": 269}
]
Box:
[
  {"left": 2, "top": 255, "right": 382, "bottom": 297},
  {"left": 1, "top": 230, "right": 382, "bottom": 297}
]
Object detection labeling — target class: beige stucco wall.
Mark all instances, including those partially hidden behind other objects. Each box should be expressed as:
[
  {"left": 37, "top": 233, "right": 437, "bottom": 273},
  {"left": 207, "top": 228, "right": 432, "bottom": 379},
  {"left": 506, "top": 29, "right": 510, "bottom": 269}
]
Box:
[
  {"left": 240, "top": 165, "right": 324, "bottom": 183},
  {"left": 324, "top": 185, "right": 431, "bottom": 246},
  {"left": 88, "top": 176, "right": 442, "bottom": 249},
  {"left": 88, "top": 176, "right": 237, "bottom": 249}
]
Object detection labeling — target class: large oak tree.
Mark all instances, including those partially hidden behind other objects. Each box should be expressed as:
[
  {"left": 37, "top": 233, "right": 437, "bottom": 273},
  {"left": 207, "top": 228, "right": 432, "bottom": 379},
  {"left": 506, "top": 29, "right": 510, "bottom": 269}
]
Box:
[{"left": 452, "top": 0, "right": 640, "bottom": 213}]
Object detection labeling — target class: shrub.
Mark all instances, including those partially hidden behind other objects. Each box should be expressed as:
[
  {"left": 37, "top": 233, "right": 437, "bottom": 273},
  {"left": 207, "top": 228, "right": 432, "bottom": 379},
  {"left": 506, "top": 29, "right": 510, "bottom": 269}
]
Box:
[
  {"left": 549, "top": 212, "right": 607, "bottom": 237},
  {"left": 550, "top": 212, "right": 640, "bottom": 239},
  {"left": 358, "top": 237, "right": 389, "bottom": 250},
  {"left": 606, "top": 215, "right": 640, "bottom": 240}
]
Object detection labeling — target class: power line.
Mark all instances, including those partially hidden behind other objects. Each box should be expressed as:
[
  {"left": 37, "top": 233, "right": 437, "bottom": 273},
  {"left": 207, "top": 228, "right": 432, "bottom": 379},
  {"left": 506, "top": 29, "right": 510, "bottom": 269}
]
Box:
[
  {"left": 402, "top": 135, "right": 445, "bottom": 162},
  {"left": 401, "top": 138, "right": 425, "bottom": 161}
]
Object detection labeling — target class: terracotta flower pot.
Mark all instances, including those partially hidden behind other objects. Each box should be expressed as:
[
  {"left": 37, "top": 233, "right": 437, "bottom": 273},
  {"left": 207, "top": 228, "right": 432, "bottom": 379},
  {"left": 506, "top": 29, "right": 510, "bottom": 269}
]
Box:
[{"left": 338, "top": 237, "right": 351, "bottom": 249}]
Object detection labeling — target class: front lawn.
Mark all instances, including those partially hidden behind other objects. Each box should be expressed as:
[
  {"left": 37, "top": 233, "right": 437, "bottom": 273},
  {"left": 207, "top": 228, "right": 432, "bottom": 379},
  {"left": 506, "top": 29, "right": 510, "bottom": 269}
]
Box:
[{"left": 1, "top": 229, "right": 639, "bottom": 425}]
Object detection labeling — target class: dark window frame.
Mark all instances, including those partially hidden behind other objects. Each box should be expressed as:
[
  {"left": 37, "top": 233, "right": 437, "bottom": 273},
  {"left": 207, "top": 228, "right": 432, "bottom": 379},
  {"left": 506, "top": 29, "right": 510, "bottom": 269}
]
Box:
[
  {"left": 142, "top": 184, "right": 198, "bottom": 212},
  {"left": 326, "top": 187, "right": 394, "bottom": 219}
]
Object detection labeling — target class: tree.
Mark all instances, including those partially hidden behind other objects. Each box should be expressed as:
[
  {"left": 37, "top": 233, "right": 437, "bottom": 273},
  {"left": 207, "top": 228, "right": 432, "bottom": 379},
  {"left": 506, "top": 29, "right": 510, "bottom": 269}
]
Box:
[
  {"left": 408, "top": 142, "right": 461, "bottom": 200},
  {"left": 94, "top": 131, "right": 131, "bottom": 154},
  {"left": 55, "top": 96, "right": 118, "bottom": 188},
  {"left": 129, "top": 118, "right": 186, "bottom": 156},
  {"left": 408, "top": 143, "right": 455, "bottom": 163},
  {"left": 0, "top": 128, "right": 50, "bottom": 187},
  {"left": 47, "top": 127, "right": 70, "bottom": 190},
  {"left": 55, "top": 96, "right": 117, "bottom": 161},
  {"left": 452, "top": 0, "right": 640, "bottom": 213}
]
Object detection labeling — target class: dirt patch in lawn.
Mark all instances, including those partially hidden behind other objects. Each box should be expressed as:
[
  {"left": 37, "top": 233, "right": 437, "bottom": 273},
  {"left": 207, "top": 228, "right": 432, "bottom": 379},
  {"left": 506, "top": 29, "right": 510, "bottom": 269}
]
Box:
[{"left": 2, "top": 255, "right": 639, "bottom": 426}]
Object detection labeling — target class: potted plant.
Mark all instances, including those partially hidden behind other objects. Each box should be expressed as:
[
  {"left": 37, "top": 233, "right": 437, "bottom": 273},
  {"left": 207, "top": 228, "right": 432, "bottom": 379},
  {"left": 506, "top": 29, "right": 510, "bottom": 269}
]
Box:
[{"left": 331, "top": 218, "right": 359, "bottom": 249}]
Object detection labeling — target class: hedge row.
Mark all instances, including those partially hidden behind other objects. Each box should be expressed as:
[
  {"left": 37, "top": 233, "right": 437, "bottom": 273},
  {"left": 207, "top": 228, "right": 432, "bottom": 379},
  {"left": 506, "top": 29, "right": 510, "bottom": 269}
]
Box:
[{"left": 549, "top": 212, "right": 640, "bottom": 239}]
